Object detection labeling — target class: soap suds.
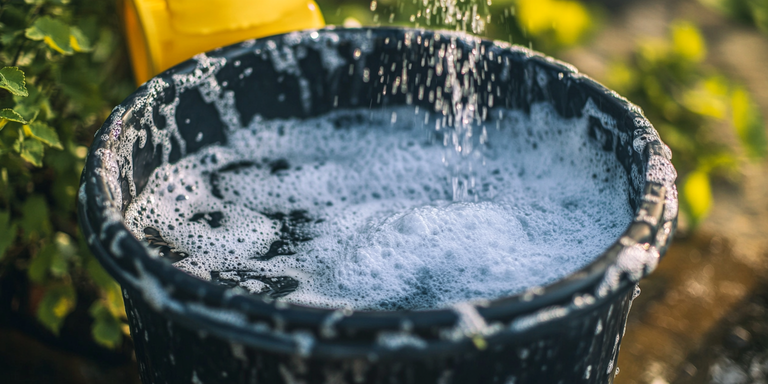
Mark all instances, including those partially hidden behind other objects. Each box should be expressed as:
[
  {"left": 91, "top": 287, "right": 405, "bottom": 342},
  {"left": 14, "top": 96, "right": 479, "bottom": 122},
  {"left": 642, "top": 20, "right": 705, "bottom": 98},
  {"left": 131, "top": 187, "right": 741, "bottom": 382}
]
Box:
[{"left": 124, "top": 103, "right": 632, "bottom": 311}]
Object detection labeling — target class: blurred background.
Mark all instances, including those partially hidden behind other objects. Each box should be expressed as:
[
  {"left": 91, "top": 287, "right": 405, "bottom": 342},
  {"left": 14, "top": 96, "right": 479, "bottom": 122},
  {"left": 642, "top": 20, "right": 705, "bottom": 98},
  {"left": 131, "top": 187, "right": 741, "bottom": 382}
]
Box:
[{"left": 0, "top": 0, "right": 765, "bottom": 383}]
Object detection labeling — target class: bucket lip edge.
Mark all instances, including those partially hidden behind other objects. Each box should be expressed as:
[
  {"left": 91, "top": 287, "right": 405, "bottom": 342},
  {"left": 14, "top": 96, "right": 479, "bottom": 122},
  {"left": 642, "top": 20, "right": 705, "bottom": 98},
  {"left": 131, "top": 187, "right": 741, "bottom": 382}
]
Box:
[{"left": 78, "top": 26, "right": 677, "bottom": 354}]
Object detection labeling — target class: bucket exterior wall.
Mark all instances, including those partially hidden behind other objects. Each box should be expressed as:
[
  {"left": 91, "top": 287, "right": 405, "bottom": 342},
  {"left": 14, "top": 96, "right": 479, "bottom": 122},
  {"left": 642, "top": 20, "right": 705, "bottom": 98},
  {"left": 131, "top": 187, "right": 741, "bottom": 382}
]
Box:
[
  {"left": 78, "top": 28, "right": 677, "bottom": 384},
  {"left": 125, "top": 286, "right": 633, "bottom": 384}
]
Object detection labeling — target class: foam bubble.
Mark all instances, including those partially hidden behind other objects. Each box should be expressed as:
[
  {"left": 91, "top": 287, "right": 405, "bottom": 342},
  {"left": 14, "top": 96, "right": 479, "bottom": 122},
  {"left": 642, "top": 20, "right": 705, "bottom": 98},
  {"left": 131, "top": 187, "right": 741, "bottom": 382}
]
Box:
[{"left": 125, "top": 103, "right": 632, "bottom": 311}]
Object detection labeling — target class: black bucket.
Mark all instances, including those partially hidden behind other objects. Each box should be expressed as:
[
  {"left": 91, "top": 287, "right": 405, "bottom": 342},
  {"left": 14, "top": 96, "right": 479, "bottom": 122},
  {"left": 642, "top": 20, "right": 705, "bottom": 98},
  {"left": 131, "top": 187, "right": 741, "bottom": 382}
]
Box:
[{"left": 78, "top": 27, "right": 677, "bottom": 384}]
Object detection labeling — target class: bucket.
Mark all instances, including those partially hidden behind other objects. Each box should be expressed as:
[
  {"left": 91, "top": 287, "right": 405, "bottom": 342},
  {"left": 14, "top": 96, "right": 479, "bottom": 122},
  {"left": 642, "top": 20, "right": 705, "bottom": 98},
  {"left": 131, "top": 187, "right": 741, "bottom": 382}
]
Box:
[{"left": 78, "top": 27, "right": 678, "bottom": 384}]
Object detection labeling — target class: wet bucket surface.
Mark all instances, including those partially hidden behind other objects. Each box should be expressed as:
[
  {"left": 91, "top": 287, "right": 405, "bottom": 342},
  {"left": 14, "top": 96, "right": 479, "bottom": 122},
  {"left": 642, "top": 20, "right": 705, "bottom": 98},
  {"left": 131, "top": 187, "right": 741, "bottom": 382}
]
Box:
[{"left": 78, "top": 28, "right": 678, "bottom": 384}]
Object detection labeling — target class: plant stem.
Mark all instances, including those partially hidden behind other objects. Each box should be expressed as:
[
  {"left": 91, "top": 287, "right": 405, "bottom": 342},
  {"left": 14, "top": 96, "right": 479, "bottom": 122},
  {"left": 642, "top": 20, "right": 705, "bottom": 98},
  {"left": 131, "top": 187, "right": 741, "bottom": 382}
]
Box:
[{"left": 11, "top": 40, "right": 26, "bottom": 67}]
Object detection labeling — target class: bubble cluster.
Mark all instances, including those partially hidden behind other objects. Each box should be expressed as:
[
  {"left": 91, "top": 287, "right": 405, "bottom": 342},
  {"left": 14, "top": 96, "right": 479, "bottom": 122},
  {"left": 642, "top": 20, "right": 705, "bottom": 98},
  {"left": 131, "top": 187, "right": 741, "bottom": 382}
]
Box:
[{"left": 124, "top": 103, "right": 633, "bottom": 311}]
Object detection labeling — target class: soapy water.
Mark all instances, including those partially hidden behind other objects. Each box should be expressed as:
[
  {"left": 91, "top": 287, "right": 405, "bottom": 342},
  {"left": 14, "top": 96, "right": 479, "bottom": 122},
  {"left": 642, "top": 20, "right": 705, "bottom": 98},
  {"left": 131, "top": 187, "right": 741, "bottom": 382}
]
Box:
[{"left": 124, "top": 103, "right": 632, "bottom": 311}]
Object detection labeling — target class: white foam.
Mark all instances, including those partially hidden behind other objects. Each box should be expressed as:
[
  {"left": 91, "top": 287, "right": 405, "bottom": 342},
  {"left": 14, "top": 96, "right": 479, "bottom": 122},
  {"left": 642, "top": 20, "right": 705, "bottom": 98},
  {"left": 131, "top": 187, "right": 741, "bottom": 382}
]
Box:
[{"left": 124, "top": 103, "right": 632, "bottom": 311}]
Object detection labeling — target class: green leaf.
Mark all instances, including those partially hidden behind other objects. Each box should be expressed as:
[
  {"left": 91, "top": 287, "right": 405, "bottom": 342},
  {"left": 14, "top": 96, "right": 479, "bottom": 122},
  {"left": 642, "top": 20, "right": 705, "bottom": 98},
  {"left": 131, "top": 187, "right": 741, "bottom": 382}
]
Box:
[
  {"left": 0, "top": 109, "right": 27, "bottom": 131},
  {"left": 92, "top": 28, "right": 115, "bottom": 62},
  {"left": 28, "top": 244, "right": 56, "bottom": 283},
  {"left": 87, "top": 257, "right": 114, "bottom": 288},
  {"left": 0, "top": 67, "right": 28, "bottom": 97},
  {"left": 732, "top": 86, "right": 767, "bottom": 159},
  {"left": 2, "top": 31, "right": 22, "bottom": 46},
  {"left": 20, "top": 194, "right": 51, "bottom": 239},
  {"left": 24, "top": 0, "right": 71, "bottom": 4},
  {"left": 45, "top": 233, "right": 77, "bottom": 279},
  {"left": 36, "top": 284, "right": 76, "bottom": 335},
  {"left": 49, "top": 247, "right": 69, "bottom": 278},
  {"left": 682, "top": 169, "right": 713, "bottom": 227},
  {"left": 89, "top": 301, "right": 123, "bottom": 348},
  {"left": 24, "top": 121, "right": 62, "bottom": 149},
  {"left": 27, "top": 236, "right": 74, "bottom": 284},
  {"left": 0, "top": 109, "right": 27, "bottom": 123},
  {"left": 69, "top": 26, "right": 91, "bottom": 52},
  {"left": 14, "top": 136, "right": 45, "bottom": 166},
  {"left": 0, "top": 211, "right": 17, "bottom": 260},
  {"left": 13, "top": 85, "right": 53, "bottom": 122},
  {"left": 25, "top": 16, "right": 73, "bottom": 55},
  {"left": 87, "top": 257, "right": 125, "bottom": 318},
  {"left": 54, "top": 232, "right": 77, "bottom": 260}
]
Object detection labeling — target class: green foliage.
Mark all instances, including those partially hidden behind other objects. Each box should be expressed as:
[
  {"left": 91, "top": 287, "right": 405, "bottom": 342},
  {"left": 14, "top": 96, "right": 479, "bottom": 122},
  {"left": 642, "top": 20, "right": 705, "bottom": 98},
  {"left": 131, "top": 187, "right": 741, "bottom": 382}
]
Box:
[
  {"left": 36, "top": 283, "right": 76, "bottom": 335},
  {"left": 87, "top": 256, "right": 126, "bottom": 347},
  {"left": 0, "top": 0, "right": 133, "bottom": 348},
  {"left": 25, "top": 15, "right": 92, "bottom": 55},
  {"left": 604, "top": 20, "right": 766, "bottom": 228},
  {"left": 731, "top": 86, "right": 767, "bottom": 159},
  {"left": 90, "top": 301, "right": 123, "bottom": 348},
  {"left": 13, "top": 132, "right": 45, "bottom": 165},
  {"left": 24, "top": 121, "right": 61, "bottom": 149},
  {"left": 0, "top": 210, "right": 17, "bottom": 259},
  {"left": 700, "top": 0, "right": 768, "bottom": 34},
  {"left": 0, "top": 66, "right": 28, "bottom": 96},
  {"left": 0, "top": 108, "right": 27, "bottom": 130},
  {"left": 28, "top": 243, "right": 57, "bottom": 283},
  {"left": 19, "top": 194, "right": 51, "bottom": 239},
  {"left": 25, "top": 16, "right": 74, "bottom": 54}
]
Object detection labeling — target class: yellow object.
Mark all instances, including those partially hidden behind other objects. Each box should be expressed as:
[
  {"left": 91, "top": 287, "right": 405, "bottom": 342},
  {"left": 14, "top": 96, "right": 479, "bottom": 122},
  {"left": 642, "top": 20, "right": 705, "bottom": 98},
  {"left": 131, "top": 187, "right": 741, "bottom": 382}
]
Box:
[{"left": 124, "top": 0, "right": 325, "bottom": 85}]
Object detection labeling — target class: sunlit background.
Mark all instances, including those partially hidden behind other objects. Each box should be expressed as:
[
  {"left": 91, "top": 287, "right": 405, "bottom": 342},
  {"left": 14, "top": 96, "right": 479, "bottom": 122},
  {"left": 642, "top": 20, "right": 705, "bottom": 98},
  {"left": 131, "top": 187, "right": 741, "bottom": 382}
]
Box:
[{"left": 0, "top": 0, "right": 766, "bottom": 383}]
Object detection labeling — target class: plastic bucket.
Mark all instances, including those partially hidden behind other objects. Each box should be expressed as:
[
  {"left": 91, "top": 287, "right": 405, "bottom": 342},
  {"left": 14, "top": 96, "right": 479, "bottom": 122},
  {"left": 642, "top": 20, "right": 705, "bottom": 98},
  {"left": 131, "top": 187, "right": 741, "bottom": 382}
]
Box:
[{"left": 78, "top": 27, "right": 678, "bottom": 384}]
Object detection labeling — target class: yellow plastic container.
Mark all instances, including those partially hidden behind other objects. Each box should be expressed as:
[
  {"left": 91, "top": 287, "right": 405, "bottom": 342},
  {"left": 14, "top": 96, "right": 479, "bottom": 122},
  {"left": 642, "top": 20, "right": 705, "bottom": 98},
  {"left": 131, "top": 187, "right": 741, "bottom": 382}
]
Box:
[{"left": 124, "top": 0, "right": 325, "bottom": 84}]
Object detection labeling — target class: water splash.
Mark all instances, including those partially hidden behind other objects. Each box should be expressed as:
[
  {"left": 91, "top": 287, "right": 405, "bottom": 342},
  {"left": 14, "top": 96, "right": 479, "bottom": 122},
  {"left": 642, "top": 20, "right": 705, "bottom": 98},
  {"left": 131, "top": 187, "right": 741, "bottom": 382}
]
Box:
[
  {"left": 370, "top": 0, "right": 492, "bottom": 35},
  {"left": 366, "top": 0, "right": 496, "bottom": 201}
]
